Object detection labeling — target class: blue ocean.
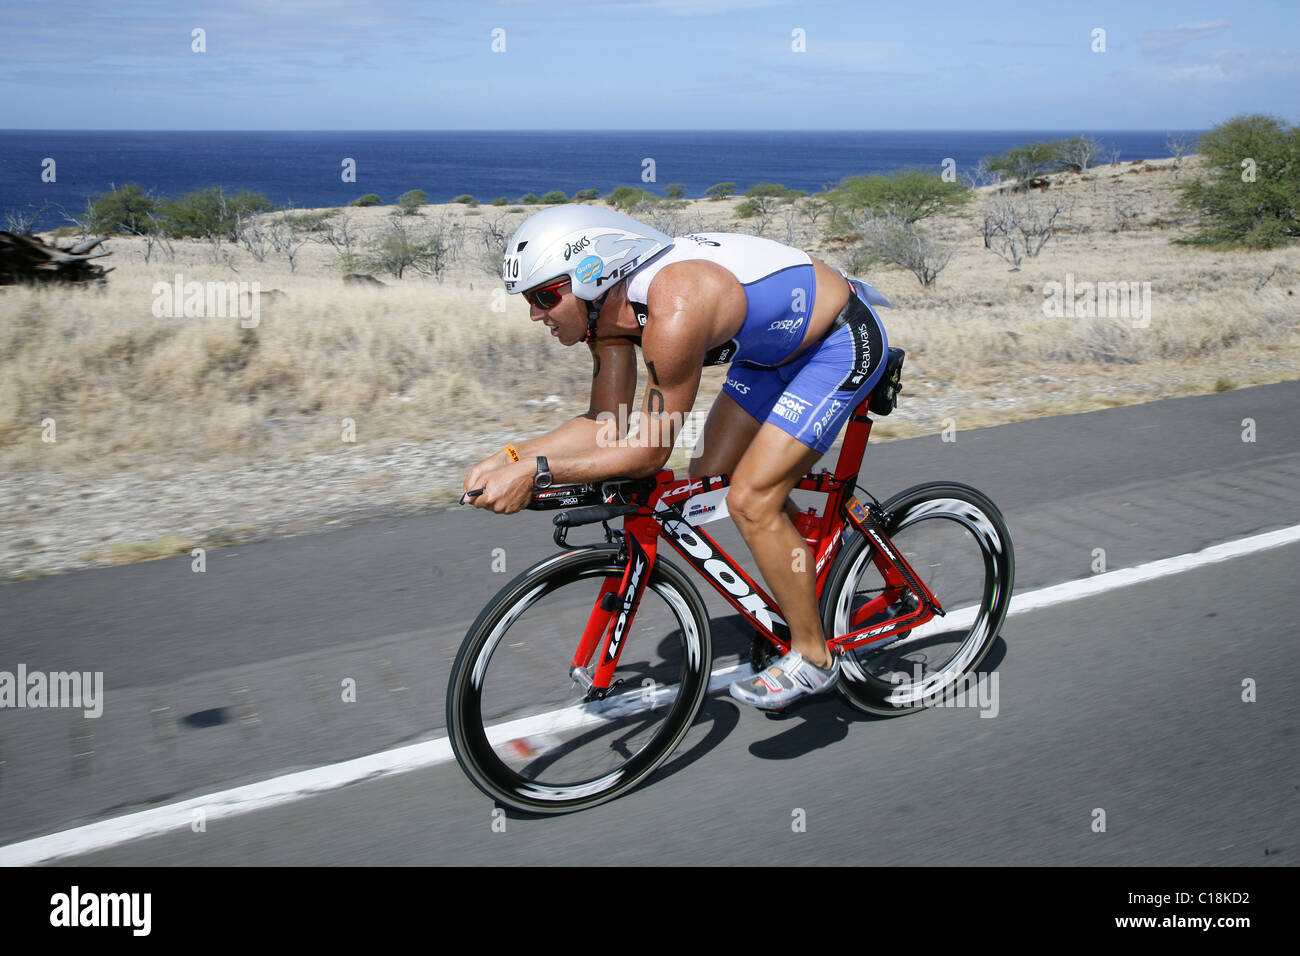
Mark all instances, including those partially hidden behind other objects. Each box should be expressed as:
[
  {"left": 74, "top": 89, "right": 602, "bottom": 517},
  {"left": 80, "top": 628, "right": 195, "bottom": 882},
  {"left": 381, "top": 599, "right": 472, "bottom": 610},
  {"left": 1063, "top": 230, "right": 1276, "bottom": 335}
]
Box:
[{"left": 0, "top": 130, "right": 1200, "bottom": 232}]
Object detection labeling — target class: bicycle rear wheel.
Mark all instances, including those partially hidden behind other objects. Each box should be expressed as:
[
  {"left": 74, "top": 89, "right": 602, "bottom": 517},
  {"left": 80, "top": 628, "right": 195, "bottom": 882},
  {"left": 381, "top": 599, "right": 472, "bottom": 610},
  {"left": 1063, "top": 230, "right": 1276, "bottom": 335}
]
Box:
[
  {"left": 446, "top": 546, "right": 712, "bottom": 814},
  {"left": 821, "top": 482, "right": 1014, "bottom": 715}
]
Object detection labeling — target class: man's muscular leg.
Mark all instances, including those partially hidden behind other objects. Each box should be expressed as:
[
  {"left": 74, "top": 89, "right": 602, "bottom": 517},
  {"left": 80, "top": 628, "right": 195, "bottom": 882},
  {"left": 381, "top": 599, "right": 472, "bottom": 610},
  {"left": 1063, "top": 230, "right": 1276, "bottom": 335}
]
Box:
[
  {"left": 689, "top": 393, "right": 802, "bottom": 525},
  {"left": 726, "top": 424, "right": 830, "bottom": 668}
]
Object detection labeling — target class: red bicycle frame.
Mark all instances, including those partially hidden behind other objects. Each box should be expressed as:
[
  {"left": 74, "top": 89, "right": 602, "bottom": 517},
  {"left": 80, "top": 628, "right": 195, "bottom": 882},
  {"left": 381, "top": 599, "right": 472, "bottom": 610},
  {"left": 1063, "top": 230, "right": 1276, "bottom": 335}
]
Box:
[{"left": 566, "top": 395, "right": 944, "bottom": 697}]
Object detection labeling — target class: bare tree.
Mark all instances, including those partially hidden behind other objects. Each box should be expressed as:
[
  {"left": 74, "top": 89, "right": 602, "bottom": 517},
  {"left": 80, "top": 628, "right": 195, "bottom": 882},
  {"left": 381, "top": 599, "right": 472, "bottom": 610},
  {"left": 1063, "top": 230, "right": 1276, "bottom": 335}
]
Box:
[
  {"left": 797, "top": 190, "right": 834, "bottom": 229},
  {"left": 365, "top": 215, "right": 459, "bottom": 281},
  {"left": 265, "top": 218, "right": 310, "bottom": 272},
  {"left": 3, "top": 203, "right": 54, "bottom": 236},
  {"left": 1166, "top": 133, "right": 1195, "bottom": 178},
  {"left": 962, "top": 158, "right": 1003, "bottom": 190},
  {"left": 1112, "top": 198, "right": 1144, "bottom": 231},
  {"left": 60, "top": 200, "right": 95, "bottom": 243},
  {"left": 235, "top": 211, "right": 271, "bottom": 262},
  {"left": 318, "top": 210, "right": 360, "bottom": 272},
  {"left": 852, "top": 211, "right": 954, "bottom": 288},
  {"left": 980, "top": 196, "right": 1073, "bottom": 269},
  {"left": 1055, "top": 135, "right": 1105, "bottom": 173},
  {"left": 779, "top": 203, "right": 803, "bottom": 244},
  {"left": 478, "top": 212, "right": 515, "bottom": 277},
  {"left": 139, "top": 211, "right": 174, "bottom": 264},
  {"left": 646, "top": 201, "right": 688, "bottom": 237}
]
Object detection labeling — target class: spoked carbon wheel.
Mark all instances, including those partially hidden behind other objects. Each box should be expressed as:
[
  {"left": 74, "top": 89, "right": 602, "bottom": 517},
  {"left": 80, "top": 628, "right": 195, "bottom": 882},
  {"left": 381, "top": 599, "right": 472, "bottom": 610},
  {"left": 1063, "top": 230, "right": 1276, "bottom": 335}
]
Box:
[
  {"left": 446, "top": 546, "right": 712, "bottom": 814},
  {"left": 821, "top": 482, "right": 1014, "bottom": 716}
]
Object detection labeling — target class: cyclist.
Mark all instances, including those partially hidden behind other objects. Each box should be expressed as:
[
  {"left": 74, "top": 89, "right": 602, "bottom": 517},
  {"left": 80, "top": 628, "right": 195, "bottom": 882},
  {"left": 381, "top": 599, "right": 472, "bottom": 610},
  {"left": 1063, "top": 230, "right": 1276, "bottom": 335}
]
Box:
[{"left": 464, "top": 204, "right": 890, "bottom": 709}]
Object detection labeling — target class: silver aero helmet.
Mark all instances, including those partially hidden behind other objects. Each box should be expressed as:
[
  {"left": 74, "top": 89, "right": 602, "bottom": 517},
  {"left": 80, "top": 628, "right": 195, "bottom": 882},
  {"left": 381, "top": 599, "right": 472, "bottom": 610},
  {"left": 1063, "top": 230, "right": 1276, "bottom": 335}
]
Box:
[{"left": 502, "top": 204, "right": 673, "bottom": 302}]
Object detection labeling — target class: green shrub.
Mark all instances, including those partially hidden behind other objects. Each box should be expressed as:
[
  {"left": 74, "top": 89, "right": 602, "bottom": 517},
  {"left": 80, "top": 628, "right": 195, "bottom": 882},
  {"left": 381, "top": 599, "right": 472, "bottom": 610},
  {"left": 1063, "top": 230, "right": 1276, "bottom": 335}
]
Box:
[
  {"left": 363, "top": 219, "right": 450, "bottom": 279},
  {"left": 491, "top": 196, "right": 509, "bottom": 206},
  {"left": 573, "top": 188, "right": 600, "bottom": 201},
  {"left": 830, "top": 168, "right": 971, "bottom": 224},
  {"left": 606, "top": 186, "right": 653, "bottom": 210},
  {"left": 452, "top": 194, "right": 475, "bottom": 204},
  {"left": 520, "top": 193, "right": 541, "bottom": 205},
  {"left": 280, "top": 210, "right": 337, "bottom": 232},
  {"left": 705, "top": 182, "right": 736, "bottom": 200},
  {"left": 397, "top": 189, "right": 427, "bottom": 215},
  {"left": 540, "top": 190, "right": 568, "bottom": 204},
  {"left": 160, "top": 186, "right": 273, "bottom": 240},
  {"left": 734, "top": 183, "right": 794, "bottom": 222},
  {"left": 87, "top": 183, "right": 158, "bottom": 234},
  {"left": 349, "top": 193, "right": 383, "bottom": 207},
  {"left": 984, "top": 142, "right": 1064, "bottom": 188},
  {"left": 1175, "top": 113, "right": 1300, "bottom": 249},
  {"left": 664, "top": 183, "right": 687, "bottom": 199}
]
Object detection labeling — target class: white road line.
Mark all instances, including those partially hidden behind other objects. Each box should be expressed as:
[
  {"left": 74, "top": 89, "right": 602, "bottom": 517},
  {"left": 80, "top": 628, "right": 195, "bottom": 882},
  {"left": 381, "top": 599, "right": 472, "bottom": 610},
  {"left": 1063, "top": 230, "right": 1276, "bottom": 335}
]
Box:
[
  {"left": 3, "top": 523, "right": 1298, "bottom": 866},
  {"left": 1005, "top": 523, "right": 1300, "bottom": 615}
]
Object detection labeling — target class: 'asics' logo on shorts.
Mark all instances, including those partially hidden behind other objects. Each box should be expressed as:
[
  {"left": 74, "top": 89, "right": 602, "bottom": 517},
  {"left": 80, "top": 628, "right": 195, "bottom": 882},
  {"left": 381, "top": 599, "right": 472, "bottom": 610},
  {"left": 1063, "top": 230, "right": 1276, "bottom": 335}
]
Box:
[{"left": 812, "top": 400, "right": 844, "bottom": 438}]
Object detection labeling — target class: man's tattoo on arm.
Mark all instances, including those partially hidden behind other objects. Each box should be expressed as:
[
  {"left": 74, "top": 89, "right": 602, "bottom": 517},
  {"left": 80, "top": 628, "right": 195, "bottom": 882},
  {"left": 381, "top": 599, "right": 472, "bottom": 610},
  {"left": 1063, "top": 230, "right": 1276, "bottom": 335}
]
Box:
[
  {"left": 592, "top": 354, "right": 601, "bottom": 379},
  {"left": 647, "top": 388, "right": 665, "bottom": 417},
  {"left": 645, "top": 360, "right": 660, "bottom": 385}
]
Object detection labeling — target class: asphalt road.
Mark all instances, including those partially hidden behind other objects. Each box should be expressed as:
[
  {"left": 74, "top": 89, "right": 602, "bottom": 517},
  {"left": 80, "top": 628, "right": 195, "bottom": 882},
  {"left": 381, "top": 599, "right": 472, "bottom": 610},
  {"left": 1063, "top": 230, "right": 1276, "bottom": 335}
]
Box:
[{"left": 2, "top": 382, "right": 1297, "bottom": 864}]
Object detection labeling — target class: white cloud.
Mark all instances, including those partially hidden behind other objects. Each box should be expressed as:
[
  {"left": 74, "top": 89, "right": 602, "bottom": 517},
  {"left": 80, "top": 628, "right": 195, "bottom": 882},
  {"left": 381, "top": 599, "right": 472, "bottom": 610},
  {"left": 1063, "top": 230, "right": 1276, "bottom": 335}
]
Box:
[
  {"left": 1143, "top": 46, "right": 1298, "bottom": 86},
  {"left": 1142, "top": 19, "right": 1233, "bottom": 55}
]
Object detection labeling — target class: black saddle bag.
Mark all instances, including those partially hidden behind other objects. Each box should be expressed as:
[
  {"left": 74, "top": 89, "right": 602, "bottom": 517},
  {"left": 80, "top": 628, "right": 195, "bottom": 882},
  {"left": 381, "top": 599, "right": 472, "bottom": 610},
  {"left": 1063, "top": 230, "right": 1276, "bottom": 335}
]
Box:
[{"left": 868, "top": 347, "right": 905, "bottom": 416}]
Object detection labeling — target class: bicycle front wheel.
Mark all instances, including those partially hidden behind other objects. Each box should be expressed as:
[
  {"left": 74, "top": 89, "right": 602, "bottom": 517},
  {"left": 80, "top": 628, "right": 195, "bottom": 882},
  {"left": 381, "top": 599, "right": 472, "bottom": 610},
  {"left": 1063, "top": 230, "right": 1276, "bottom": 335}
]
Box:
[
  {"left": 822, "top": 482, "right": 1014, "bottom": 716},
  {"left": 446, "top": 546, "right": 712, "bottom": 814}
]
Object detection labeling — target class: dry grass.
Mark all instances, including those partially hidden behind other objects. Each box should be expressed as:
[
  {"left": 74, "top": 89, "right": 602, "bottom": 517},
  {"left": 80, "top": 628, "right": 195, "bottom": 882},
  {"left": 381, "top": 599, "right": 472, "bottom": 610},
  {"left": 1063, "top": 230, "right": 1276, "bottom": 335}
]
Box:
[{"left": 1, "top": 157, "right": 1297, "bottom": 482}]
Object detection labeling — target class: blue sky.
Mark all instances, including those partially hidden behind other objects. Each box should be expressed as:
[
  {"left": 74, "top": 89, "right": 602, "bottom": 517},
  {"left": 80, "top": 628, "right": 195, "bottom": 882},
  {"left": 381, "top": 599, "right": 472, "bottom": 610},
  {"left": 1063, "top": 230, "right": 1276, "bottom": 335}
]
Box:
[{"left": 1, "top": 0, "right": 1295, "bottom": 129}]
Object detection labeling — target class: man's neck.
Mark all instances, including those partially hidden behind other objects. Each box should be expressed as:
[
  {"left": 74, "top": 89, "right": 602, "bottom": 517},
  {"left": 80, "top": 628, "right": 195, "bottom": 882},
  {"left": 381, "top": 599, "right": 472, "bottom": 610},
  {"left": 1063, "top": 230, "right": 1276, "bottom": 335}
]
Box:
[{"left": 596, "top": 281, "right": 640, "bottom": 337}]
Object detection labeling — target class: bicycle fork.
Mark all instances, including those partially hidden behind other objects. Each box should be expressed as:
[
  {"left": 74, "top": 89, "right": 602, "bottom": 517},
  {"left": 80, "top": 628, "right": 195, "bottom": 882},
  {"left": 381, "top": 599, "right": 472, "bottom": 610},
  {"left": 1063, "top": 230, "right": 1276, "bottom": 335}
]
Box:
[
  {"left": 570, "top": 533, "right": 657, "bottom": 701},
  {"left": 837, "top": 496, "right": 945, "bottom": 649}
]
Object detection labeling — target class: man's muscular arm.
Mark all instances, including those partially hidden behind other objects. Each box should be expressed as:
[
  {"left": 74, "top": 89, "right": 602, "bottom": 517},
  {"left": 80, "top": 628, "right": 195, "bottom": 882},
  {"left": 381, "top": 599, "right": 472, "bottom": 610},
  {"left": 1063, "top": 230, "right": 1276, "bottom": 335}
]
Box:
[
  {"left": 540, "top": 272, "right": 711, "bottom": 484},
  {"left": 463, "top": 337, "right": 636, "bottom": 493},
  {"left": 467, "top": 265, "right": 715, "bottom": 512},
  {"left": 517, "top": 336, "right": 639, "bottom": 455}
]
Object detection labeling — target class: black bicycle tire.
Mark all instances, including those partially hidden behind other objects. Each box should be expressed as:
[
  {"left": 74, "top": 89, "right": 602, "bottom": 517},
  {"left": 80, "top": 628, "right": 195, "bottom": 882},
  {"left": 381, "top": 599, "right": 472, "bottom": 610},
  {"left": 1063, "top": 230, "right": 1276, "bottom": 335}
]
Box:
[
  {"left": 446, "top": 545, "right": 713, "bottom": 814},
  {"left": 821, "top": 481, "right": 1015, "bottom": 716}
]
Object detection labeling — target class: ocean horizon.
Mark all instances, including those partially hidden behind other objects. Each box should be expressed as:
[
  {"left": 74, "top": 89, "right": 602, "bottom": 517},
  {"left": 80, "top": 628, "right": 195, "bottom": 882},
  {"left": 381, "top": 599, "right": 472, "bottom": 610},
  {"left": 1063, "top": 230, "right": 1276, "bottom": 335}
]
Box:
[{"left": 1, "top": 129, "right": 1203, "bottom": 232}]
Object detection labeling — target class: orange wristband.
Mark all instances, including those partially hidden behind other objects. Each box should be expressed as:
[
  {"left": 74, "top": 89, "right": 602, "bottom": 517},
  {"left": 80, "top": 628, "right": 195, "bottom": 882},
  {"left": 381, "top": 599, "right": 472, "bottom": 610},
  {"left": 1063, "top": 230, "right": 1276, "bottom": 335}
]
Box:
[{"left": 504, "top": 444, "right": 521, "bottom": 463}]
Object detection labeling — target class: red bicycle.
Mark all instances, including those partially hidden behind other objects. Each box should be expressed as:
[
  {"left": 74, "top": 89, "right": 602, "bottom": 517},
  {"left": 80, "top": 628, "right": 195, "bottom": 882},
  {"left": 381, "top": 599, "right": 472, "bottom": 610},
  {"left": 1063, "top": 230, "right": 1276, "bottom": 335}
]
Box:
[{"left": 447, "top": 353, "right": 1014, "bottom": 813}]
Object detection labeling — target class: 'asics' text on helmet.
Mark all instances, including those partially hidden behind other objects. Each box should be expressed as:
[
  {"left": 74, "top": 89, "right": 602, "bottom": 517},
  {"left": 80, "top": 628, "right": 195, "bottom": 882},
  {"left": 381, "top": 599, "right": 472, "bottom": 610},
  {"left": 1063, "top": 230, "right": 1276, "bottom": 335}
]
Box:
[{"left": 502, "top": 205, "right": 674, "bottom": 301}]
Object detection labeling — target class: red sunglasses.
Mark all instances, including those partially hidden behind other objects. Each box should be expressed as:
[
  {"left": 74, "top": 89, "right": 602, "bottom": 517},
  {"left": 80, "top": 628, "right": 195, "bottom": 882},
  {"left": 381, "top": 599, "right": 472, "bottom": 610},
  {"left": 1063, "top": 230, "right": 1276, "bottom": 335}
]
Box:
[{"left": 524, "top": 277, "right": 570, "bottom": 310}]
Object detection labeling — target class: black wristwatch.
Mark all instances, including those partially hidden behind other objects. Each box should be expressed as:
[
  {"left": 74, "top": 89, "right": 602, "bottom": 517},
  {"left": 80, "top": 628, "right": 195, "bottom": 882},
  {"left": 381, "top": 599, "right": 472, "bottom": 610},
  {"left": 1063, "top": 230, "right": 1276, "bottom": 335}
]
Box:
[{"left": 533, "top": 456, "right": 554, "bottom": 489}]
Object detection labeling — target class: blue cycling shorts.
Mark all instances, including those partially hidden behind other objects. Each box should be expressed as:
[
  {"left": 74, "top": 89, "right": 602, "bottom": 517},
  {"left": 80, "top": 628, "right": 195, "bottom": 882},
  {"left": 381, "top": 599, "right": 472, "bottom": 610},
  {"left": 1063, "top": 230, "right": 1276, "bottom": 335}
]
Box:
[{"left": 721, "top": 290, "right": 888, "bottom": 455}]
